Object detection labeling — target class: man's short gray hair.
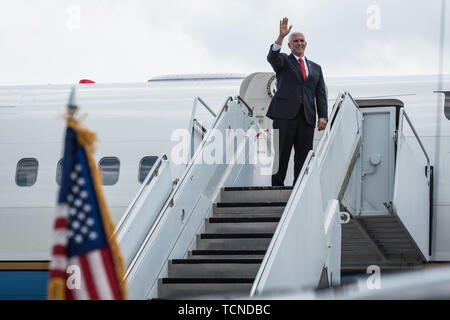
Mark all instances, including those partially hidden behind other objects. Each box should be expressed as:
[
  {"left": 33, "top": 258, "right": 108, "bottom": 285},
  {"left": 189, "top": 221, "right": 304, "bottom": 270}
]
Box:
[{"left": 289, "top": 32, "right": 306, "bottom": 43}]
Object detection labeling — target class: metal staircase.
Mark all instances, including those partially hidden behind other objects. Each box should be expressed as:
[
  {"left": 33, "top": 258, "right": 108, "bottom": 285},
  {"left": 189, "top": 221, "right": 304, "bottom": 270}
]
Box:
[
  {"left": 341, "top": 215, "right": 425, "bottom": 271},
  {"left": 158, "top": 186, "right": 292, "bottom": 298},
  {"left": 118, "top": 92, "right": 431, "bottom": 300},
  {"left": 339, "top": 102, "right": 431, "bottom": 272}
]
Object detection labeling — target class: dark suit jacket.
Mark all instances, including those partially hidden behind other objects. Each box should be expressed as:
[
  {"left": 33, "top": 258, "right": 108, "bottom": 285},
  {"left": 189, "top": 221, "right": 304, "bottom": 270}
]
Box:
[{"left": 266, "top": 45, "right": 328, "bottom": 127}]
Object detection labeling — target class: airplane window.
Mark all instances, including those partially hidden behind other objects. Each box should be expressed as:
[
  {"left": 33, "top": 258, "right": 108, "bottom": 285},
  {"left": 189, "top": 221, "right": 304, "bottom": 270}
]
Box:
[
  {"left": 16, "top": 158, "right": 39, "bottom": 187},
  {"left": 98, "top": 157, "right": 120, "bottom": 186},
  {"left": 56, "top": 159, "right": 63, "bottom": 186},
  {"left": 139, "top": 156, "right": 158, "bottom": 183}
]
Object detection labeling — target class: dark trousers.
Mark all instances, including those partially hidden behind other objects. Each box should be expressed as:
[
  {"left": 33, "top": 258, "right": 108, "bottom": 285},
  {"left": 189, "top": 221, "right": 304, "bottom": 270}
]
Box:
[{"left": 271, "top": 105, "right": 314, "bottom": 186}]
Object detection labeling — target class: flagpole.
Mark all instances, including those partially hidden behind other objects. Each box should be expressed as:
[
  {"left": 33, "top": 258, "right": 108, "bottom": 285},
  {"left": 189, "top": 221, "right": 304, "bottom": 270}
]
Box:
[
  {"left": 67, "top": 86, "right": 79, "bottom": 116},
  {"left": 48, "top": 84, "right": 128, "bottom": 300}
]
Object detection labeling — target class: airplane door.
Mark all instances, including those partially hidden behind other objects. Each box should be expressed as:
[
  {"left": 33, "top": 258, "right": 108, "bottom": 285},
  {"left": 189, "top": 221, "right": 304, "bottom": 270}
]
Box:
[{"left": 359, "top": 107, "right": 397, "bottom": 215}]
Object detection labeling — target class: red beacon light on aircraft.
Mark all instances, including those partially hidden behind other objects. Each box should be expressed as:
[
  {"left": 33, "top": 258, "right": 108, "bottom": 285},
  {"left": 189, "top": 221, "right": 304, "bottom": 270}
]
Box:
[{"left": 79, "top": 79, "right": 96, "bottom": 84}]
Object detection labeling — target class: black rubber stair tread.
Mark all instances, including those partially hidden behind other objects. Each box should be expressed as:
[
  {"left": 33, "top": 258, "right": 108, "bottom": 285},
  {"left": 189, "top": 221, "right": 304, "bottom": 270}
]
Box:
[
  {"left": 200, "top": 233, "right": 273, "bottom": 239},
  {"left": 191, "top": 249, "right": 267, "bottom": 255},
  {"left": 223, "top": 186, "right": 293, "bottom": 191},
  {"left": 161, "top": 278, "right": 255, "bottom": 284},
  {"left": 208, "top": 217, "right": 280, "bottom": 223},
  {"left": 216, "top": 202, "right": 287, "bottom": 207},
  {"left": 171, "top": 259, "right": 263, "bottom": 264}
]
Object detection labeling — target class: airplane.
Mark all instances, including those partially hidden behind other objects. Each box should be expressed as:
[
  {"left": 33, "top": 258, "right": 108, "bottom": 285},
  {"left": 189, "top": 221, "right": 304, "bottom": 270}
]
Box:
[
  {"left": 0, "top": 74, "right": 245, "bottom": 298},
  {"left": 0, "top": 72, "right": 449, "bottom": 299}
]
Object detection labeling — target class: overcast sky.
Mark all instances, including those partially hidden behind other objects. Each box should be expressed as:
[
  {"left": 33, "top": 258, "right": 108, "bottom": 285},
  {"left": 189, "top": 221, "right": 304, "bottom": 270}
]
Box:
[{"left": 0, "top": 0, "right": 448, "bottom": 85}]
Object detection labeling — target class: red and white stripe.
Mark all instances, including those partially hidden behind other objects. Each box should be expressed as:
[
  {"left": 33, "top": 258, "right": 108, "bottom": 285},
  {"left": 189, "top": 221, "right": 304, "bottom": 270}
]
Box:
[
  {"left": 49, "top": 204, "right": 122, "bottom": 300},
  {"left": 49, "top": 205, "right": 69, "bottom": 280},
  {"left": 68, "top": 248, "right": 122, "bottom": 300}
]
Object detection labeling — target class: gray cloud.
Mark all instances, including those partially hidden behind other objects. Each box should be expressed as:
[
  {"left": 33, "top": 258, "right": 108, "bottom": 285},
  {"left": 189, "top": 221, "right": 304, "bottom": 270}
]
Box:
[{"left": 0, "top": 0, "right": 448, "bottom": 85}]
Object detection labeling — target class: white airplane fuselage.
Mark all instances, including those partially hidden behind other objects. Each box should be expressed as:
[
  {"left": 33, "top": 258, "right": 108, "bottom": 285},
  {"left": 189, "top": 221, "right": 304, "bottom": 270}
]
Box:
[{"left": 0, "top": 74, "right": 449, "bottom": 298}]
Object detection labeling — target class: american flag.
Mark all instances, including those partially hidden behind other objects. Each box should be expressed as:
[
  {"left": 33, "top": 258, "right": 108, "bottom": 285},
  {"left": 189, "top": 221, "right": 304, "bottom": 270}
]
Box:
[{"left": 48, "top": 113, "right": 127, "bottom": 300}]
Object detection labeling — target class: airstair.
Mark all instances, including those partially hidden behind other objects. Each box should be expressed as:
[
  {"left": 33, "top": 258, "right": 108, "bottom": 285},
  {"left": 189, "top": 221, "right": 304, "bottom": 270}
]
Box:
[
  {"left": 115, "top": 75, "right": 432, "bottom": 299},
  {"left": 158, "top": 186, "right": 291, "bottom": 298},
  {"left": 339, "top": 99, "right": 431, "bottom": 271}
]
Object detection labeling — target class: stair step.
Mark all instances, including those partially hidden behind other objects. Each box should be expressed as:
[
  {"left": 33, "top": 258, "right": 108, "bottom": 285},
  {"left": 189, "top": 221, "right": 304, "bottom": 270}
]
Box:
[
  {"left": 168, "top": 259, "right": 262, "bottom": 278},
  {"left": 213, "top": 212, "right": 283, "bottom": 218},
  {"left": 221, "top": 186, "right": 292, "bottom": 203},
  {"left": 172, "top": 258, "right": 263, "bottom": 263},
  {"left": 188, "top": 249, "right": 266, "bottom": 259},
  {"left": 158, "top": 278, "right": 253, "bottom": 298},
  {"left": 216, "top": 202, "right": 287, "bottom": 207},
  {"left": 223, "top": 186, "right": 293, "bottom": 191},
  {"left": 213, "top": 202, "right": 286, "bottom": 215},
  {"left": 209, "top": 217, "right": 280, "bottom": 222},
  {"left": 161, "top": 278, "right": 255, "bottom": 283},
  {"left": 200, "top": 233, "right": 274, "bottom": 239},
  {"left": 196, "top": 233, "right": 273, "bottom": 250},
  {"left": 205, "top": 217, "right": 279, "bottom": 233}
]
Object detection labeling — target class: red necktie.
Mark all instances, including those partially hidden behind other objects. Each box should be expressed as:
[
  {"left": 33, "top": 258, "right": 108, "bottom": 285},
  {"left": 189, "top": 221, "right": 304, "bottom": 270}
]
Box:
[
  {"left": 299, "top": 58, "right": 307, "bottom": 105},
  {"left": 299, "top": 58, "right": 307, "bottom": 80}
]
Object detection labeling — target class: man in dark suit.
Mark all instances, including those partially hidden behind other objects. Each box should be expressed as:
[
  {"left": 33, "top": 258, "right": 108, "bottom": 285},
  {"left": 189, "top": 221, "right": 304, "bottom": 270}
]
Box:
[{"left": 267, "top": 17, "right": 328, "bottom": 186}]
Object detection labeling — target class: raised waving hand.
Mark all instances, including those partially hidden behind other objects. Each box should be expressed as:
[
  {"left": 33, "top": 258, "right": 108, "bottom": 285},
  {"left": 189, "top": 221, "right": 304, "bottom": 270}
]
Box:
[{"left": 276, "top": 17, "right": 292, "bottom": 45}]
